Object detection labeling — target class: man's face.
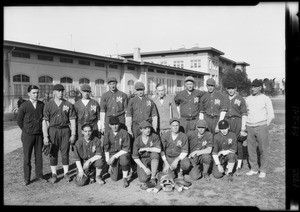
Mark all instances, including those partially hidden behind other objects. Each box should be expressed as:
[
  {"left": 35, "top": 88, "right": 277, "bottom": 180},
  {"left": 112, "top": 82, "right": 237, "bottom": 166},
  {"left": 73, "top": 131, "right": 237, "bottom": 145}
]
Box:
[
  {"left": 171, "top": 121, "right": 180, "bottom": 133},
  {"left": 220, "top": 128, "right": 229, "bottom": 136},
  {"left": 185, "top": 81, "right": 194, "bottom": 91},
  {"left": 109, "top": 123, "right": 119, "bottom": 133},
  {"left": 251, "top": 86, "right": 261, "bottom": 95},
  {"left": 206, "top": 84, "right": 215, "bottom": 93},
  {"left": 108, "top": 82, "right": 117, "bottom": 92},
  {"left": 141, "top": 127, "right": 151, "bottom": 136},
  {"left": 136, "top": 89, "right": 144, "bottom": 97},
  {"left": 82, "top": 126, "right": 92, "bottom": 140},
  {"left": 226, "top": 88, "right": 236, "bottom": 96},
  {"left": 81, "top": 90, "right": 91, "bottom": 99},
  {"left": 54, "top": 90, "right": 64, "bottom": 99},
  {"left": 28, "top": 89, "right": 39, "bottom": 101},
  {"left": 197, "top": 127, "right": 206, "bottom": 135},
  {"left": 156, "top": 86, "right": 166, "bottom": 98}
]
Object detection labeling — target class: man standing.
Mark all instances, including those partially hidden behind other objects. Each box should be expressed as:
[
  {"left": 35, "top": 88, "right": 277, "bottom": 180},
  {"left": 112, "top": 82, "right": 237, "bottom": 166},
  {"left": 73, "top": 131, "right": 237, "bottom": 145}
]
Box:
[
  {"left": 245, "top": 79, "right": 274, "bottom": 178},
  {"left": 100, "top": 77, "right": 128, "bottom": 134},
  {"left": 17, "top": 85, "right": 45, "bottom": 185},
  {"left": 42, "top": 84, "right": 77, "bottom": 183},
  {"left": 224, "top": 81, "right": 248, "bottom": 175},
  {"left": 199, "top": 78, "right": 227, "bottom": 134},
  {"left": 126, "top": 81, "right": 158, "bottom": 139},
  {"left": 174, "top": 76, "right": 206, "bottom": 134},
  {"left": 74, "top": 84, "right": 101, "bottom": 139},
  {"left": 152, "top": 83, "right": 178, "bottom": 136}
]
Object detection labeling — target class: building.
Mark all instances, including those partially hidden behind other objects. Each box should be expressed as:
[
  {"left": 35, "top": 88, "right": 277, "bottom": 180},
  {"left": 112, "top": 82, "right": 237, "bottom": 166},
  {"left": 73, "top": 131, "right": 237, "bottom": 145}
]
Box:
[
  {"left": 120, "top": 47, "right": 250, "bottom": 86},
  {"left": 3, "top": 40, "right": 209, "bottom": 112}
]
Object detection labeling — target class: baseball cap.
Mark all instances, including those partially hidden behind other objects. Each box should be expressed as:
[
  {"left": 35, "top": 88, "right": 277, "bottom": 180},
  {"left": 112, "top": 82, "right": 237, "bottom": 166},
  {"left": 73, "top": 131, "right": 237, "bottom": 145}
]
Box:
[
  {"left": 225, "top": 81, "right": 236, "bottom": 89},
  {"left": 206, "top": 78, "right": 216, "bottom": 86},
  {"left": 251, "top": 79, "right": 263, "bottom": 87},
  {"left": 53, "top": 84, "right": 65, "bottom": 91},
  {"left": 169, "top": 117, "right": 180, "bottom": 125},
  {"left": 109, "top": 116, "right": 120, "bottom": 125},
  {"left": 185, "top": 76, "right": 195, "bottom": 83},
  {"left": 81, "top": 123, "right": 93, "bottom": 130},
  {"left": 139, "top": 120, "right": 152, "bottom": 129},
  {"left": 80, "top": 84, "right": 91, "bottom": 92},
  {"left": 135, "top": 81, "right": 145, "bottom": 90},
  {"left": 218, "top": 120, "right": 229, "bottom": 129},
  {"left": 107, "top": 77, "right": 117, "bottom": 84},
  {"left": 196, "top": 119, "right": 207, "bottom": 128}
]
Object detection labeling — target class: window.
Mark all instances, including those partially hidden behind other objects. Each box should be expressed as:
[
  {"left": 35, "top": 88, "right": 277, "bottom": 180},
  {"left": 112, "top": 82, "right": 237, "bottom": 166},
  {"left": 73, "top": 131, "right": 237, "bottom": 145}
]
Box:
[
  {"left": 167, "top": 71, "right": 175, "bottom": 75},
  {"left": 109, "top": 64, "right": 118, "bottom": 69},
  {"left": 127, "top": 65, "right": 135, "bottom": 70},
  {"left": 12, "top": 51, "right": 30, "bottom": 59},
  {"left": 209, "top": 60, "right": 218, "bottom": 71},
  {"left": 148, "top": 77, "right": 155, "bottom": 95},
  {"left": 60, "top": 57, "right": 73, "bottom": 63},
  {"left": 38, "top": 76, "right": 53, "bottom": 97},
  {"left": 38, "top": 55, "right": 53, "bottom": 61},
  {"left": 79, "top": 78, "right": 90, "bottom": 84},
  {"left": 60, "top": 77, "right": 74, "bottom": 97},
  {"left": 60, "top": 77, "right": 73, "bottom": 84},
  {"left": 176, "top": 79, "right": 183, "bottom": 92},
  {"left": 176, "top": 72, "right": 183, "bottom": 76},
  {"left": 95, "top": 79, "right": 106, "bottom": 97},
  {"left": 95, "top": 62, "right": 105, "bottom": 67},
  {"left": 156, "top": 78, "right": 165, "bottom": 85},
  {"left": 157, "top": 70, "right": 165, "bottom": 74},
  {"left": 127, "top": 80, "right": 134, "bottom": 95},
  {"left": 167, "top": 79, "right": 175, "bottom": 94},
  {"left": 79, "top": 60, "right": 90, "bottom": 66},
  {"left": 173, "top": 61, "right": 184, "bottom": 68},
  {"left": 13, "top": 74, "right": 30, "bottom": 98},
  {"left": 190, "top": 59, "right": 201, "bottom": 68},
  {"left": 148, "top": 68, "right": 154, "bottom": 72}
]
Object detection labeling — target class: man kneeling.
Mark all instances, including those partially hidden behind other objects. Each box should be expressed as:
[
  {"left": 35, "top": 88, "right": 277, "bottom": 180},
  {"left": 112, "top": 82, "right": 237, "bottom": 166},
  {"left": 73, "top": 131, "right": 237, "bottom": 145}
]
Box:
[{"left": 74, "top": 123, "right": 106, "bottom": 186}]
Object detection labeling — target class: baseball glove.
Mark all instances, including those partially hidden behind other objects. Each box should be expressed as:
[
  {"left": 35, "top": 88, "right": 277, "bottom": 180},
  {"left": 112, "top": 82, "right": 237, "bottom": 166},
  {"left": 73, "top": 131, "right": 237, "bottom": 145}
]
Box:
[
  {"left": 237, "top": 131, "right": 248, "bottom": 142},
  {"left": 174, "top": 178, "right": 192, "bottom": 187},
  {"left": 42, "top": 143, "right": 52, "bottom": 156},
  {"left": 74, "top": 173, "right": 89, "bottom": 187}
]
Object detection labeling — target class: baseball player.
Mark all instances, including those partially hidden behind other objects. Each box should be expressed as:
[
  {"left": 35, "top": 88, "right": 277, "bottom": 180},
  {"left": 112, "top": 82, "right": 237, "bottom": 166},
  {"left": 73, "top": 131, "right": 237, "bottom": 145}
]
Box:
[
  {"left": 212, "top": 120, "right": 237, "bottom": 182},
  {"left": 99, "top": 77, "right": 128, "bottom": 134},
  {"left": 103, "top": 116, "right": 131, "bottom": 188},
  {"left": 199, "top": 78, "right": 227, "bottom": 134},
  {"left": 42, "top": 84, "right": 76, "bottom": 183},
  {"left": 160, "top": 118, "right": 190, "bottom": 180},
  {"left": 187, "top": 119, "right": 213, "bottom": 181},
  {"left": 224, "top": 81, "right": 248, "bottom": 176},
  {"left": 245, "top": 79, "right": 274, "bottom": 178},
  {"left": 132, "top": 120, "right": 161, "bottom": 188},
  {"left": 73, "top": 123, "right": 106, "bottom": 185},
  {"left": 152, "top": 83, "right": 178, "bottom": 136},
  {"left": 174, "top": 76, "right": 206, "bottom": 134},
  {"left": 74, "top": 84, "right": 101, "bottom": 139},
  {"left": 126, "top": 81, "right": 158, "bottom": 139},
  {"left": 17, "top": 85, "right": 45, "bottom": 185}
]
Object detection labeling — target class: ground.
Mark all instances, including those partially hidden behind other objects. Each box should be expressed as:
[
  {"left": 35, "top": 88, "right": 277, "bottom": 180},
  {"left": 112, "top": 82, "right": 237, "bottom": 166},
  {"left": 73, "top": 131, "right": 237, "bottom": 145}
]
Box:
[{"left": 3, "top": 97, "right": 285, "bottom": 208}]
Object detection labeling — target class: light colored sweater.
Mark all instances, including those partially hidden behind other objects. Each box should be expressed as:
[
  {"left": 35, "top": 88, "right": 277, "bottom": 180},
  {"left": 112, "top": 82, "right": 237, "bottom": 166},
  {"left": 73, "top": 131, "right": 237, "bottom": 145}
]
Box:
[{"left": 245, "top": 93, "right": 275, "bottom": 127}]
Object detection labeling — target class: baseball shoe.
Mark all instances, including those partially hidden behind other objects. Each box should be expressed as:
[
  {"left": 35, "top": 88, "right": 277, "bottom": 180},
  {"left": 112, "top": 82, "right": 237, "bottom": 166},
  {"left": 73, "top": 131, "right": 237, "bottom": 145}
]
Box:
[
  {"left": 123, "top": 178, "right": 129, "bottom": 188},
  {"left": 140, "top": 183, "right": 149, "bottom": 190},
  {"left": 227, "top": 173, "right": 234, "bottom": 182},
  {"left": 258, "top": 172, "right": 266, "bottom": 178},
  {"left": 34, "top": 177, "right": 47, "bottom": 183},
  {"left": 235, "top": 168, "right": 242, "bottom": 176},
  {"left": 246, "top": 170, "right": 258, "bottom": 176},
  {"left": 23, "top": 180, "right": 30, "bottom": 186},
  {"left": 96, "top": 176, "right": 105, "bottom": 185},
  {"left": 63, "top": 173, "right": 71, "bottom": 182},
  {"left": 203, "top": 173, "right": 211, "bottom": 181},
  {"left": 149, "top": 178, "right": 157, "bottom": 186},
  {"left": 49, "top": 173, "right": 57, "bottom": 184}
]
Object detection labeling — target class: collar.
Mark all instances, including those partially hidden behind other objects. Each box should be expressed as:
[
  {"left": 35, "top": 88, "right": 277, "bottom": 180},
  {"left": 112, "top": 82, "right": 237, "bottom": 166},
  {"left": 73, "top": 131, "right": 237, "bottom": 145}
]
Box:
[{"left": 29, "top": 99, "right": 37, "bottom": 104}]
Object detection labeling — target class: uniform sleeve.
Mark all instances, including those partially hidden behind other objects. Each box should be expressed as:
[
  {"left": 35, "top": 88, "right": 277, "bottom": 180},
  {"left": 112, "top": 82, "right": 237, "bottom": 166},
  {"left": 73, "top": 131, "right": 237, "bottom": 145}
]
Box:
[
  {"left": 220, "top": 93, "right": 228, "bottom": 112},
  {"left": 103, "top": 132, "right": 110, "bottom": 152},
  {"left": 73, "top": 141, "right": 82, "bottom": 161},
  {"left": 99, "top": 93, "right": 106, "bottom": 113},
  {"left": 151, "top": 99, "right": 158, "bottom": 117},
  {"left": 199, "top": 93, "right": 206, "bottom": 113},
  {"left": 229, "top": 134, "right": 237, "bottom": 153},
  {"left": 96, "top": 101, "right": 101, "bottom": 119},
  {"left": 121, "top": 131, "right": 131, "bottom": 153},
  {"left": 132, "top": 137, "right": 140, "bottom": 159},
  {"left": 206, "top": 132, "right": 213, "bottom": 147},
  {"left": 160, "top": 133, "right": 167, "bottom": 156},
  {"left": 95, "top": 138, "right": 104, "bottom": 155},
  {"left": 174, "top": 92, "right": 181, "bottom": 106},
  {"left": 126, "top": 99, "right": 133, "bottom": 117},
  {"left": 181, "top": 134, "right": 189, "bottom": 153},
  {"left": 152, "top": 134, "right": 162, "bottom": 149},
  {"left": 240, "top": 97, "right": 247, "bottom": 116},
  {"left": 123, "top": 93, "right": 129, "bottom": 112},
  {"left": 212, "top": 135, "right": 219, "bottom": 155},
  {"left": 68, "top": 103, "right": 77, "bottom": 120},
  {"left": 43, "top": 102, "right": 50, "bottom": 121}
]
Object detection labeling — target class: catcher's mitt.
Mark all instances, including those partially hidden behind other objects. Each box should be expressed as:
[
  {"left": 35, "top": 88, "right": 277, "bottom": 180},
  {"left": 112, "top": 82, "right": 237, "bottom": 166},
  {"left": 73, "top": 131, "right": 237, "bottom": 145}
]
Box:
[
  {"left": 42, "top": 143, "right": 52, "bottom": 156},
  {"left": 74, "top": 173, "right": 89, "bottom": 187},
  {"left": 174, "top": 178, "right": 192, "bottom": 187},
  {"left": 237, "top": 131, "right": 248, "bottom": 142}
]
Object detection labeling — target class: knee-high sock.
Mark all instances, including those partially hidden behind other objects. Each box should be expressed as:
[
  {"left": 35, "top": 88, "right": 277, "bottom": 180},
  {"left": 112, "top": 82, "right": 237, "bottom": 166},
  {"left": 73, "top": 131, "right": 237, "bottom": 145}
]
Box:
[
  {"left": 203, "top": 163, "right": 210, "bottom": 174},
  {"left": 63, "top": 165, "right": 69, "bottom": 175},
  {"left": 122, "top": 170, "right": 128, "bottom": 179},
  {"left": 151, "top": 159, "right": 159, "bottom": 179},
  {"left": 237, "top": 159, "right": 242, "bottom": 169},
  {"left": 50, "top": 166, "right": 57, "bottom": 174},
  {"left": 227, "top": 162, "right": 235, "bottom": 173}
]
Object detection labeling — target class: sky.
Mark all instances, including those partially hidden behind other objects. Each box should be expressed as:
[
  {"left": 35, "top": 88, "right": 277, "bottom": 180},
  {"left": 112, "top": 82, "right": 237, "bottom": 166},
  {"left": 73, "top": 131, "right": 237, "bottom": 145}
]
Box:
[{"left": 4, "top": 3, "right": 287, "bottom": 82}]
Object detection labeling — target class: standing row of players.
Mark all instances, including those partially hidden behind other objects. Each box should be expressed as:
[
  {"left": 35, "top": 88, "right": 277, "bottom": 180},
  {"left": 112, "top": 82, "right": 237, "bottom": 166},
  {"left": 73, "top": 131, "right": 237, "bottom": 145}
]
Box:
[{"left": 17, "top": 76, "right": 274, "bottom": 188}]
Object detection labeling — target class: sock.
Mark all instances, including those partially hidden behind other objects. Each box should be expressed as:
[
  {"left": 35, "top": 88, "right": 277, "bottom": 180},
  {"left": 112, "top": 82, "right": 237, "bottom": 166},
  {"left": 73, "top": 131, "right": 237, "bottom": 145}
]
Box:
[
  {"left": 50, "top": 166, "right": 57, "bottom": 175},
  {"left": 122, "top": 170, "right": 128, "bottom": 179},
  {"left": 203, "top": 163, "right": 210, "bottom": 174},
  {"left": 96, "top": 168, "right": 102, "bottom": 178},
  {"left": 63, "top": 165, "right": 69, "bottom": 175},
  {"left": 237, "top": 159, "right": 242, "bottom": 169},
  {"left": 227, "top": 162, "right": 235, "bottom": 173},
  {"left": 151, "top": 159, "right": 159, "bottom": 179}
]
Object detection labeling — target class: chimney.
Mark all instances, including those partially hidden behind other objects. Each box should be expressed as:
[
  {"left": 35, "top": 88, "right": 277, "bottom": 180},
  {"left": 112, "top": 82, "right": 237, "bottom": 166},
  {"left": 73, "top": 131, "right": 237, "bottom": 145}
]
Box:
[{"left": 133, "top": 47, "right": 141, "bottom": 61}]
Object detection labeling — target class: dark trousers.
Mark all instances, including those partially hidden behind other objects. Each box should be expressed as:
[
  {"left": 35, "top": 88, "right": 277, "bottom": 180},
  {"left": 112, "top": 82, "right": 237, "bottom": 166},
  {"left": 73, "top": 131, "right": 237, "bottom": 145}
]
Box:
[
  {"left": 212, "top": 153, "right": 237, "bottom": 179},
  {"left": 226, "top": 117, "right": 243, "bottom": 160},
  {"left": 180, "top": 117, "right": 198, "bottom": 134},
  {"left": 109, "top": 153, "right": 131, "bottom": 181},
  {"left": 21, "top": 131, "right": 43, "bottom": 181},
  {"left": 204, "top": 115, "right": 220, "bottom": 134},
  {"left": 49, "top": 127, "right": 70, "bottom": 166}
]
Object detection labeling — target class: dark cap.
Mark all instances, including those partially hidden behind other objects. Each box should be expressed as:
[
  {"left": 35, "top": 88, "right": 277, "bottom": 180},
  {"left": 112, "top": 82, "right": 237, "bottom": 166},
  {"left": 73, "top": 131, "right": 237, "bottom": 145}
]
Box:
[
  {"left": 135, "top": 81, "right": 145, "bottom": 90},
  {"left": 169, "top": 117, "right": 180, "bottom": 125},
  {"left": 139, "top": 120, "right": 152, "bottom": 128},
  {"left": 80, "top": 84, "right": 91, "bottom": 91},
  {"left": 81, "top": 123, "right": 93, "bottom": 130},
  {"left": 196, "top": 119, "right": 207, "bottom": 128},
  {"left": 251, "top": 79, "right": 263, "bottom": 87},
  {"left": 53, "top": 84, "right": 65, "bottom": 91},
  {"left": 107, "top": 77, "right": 117, "bottom": 84},
  {"left": 225, "top": 81, "right": 236, "bottom": 89},
  {"left": 185, "top": 76, "right": 195, "bottom": 83},
  {"left": 206, "top": 78, "right": 216, "bottom": 86},
  {"left": 109, "top": 116, "right": 120, "bottom": 125},
  {"left": 218, "top": 120, "right": 229, "bottom": 129}
]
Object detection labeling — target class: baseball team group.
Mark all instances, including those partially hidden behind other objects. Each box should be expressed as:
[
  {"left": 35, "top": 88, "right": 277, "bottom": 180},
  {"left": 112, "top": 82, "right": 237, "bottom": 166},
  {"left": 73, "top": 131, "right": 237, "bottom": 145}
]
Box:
[{"left": 16, "top": 75, "right": 275, "bottom": 192}]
